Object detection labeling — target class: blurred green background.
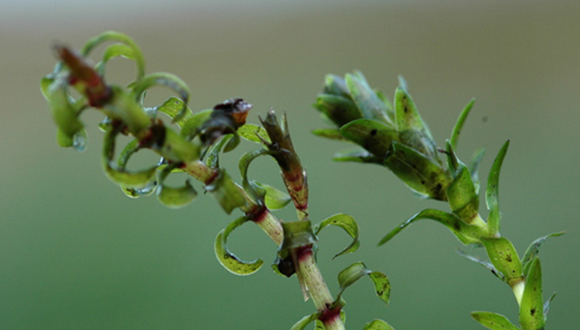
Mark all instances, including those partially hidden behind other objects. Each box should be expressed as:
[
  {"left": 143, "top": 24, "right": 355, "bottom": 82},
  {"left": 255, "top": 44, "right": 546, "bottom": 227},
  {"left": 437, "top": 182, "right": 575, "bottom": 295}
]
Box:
[{"left": 1, "top": 1, "right": 579, "bottom": 329}]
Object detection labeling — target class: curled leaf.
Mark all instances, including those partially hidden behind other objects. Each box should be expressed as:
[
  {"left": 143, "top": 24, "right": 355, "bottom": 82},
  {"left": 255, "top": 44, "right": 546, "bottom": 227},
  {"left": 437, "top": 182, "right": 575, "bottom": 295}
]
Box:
[
  {"left": 336, "top": 262, "right": 390, "bottom": 306},
  {"left": 156, "top": 163, "right": 197, "bottom": 208},
  {"left": 521, "top": 232, "right": 564, "bottom": 275},
  {"left": 131, "top": 72, "right": 190, "bottom": 123},
  {"left": 363, "top": 319, "right": 396, "bottom": 330},
  {"left": 205, "top": 170, "right": 247, "bottom": 214},
  {"left": 215, "top": 217, "right": 263, "bottom": 275},
  {"left": 290, "top": 312, "right": 320, "bottom": 330},
  {"left": 314, "top": 213, "right": 360, "bottom": 259},
  {"left": 238, "top": 124, "right": 271, "bottom": 144}
]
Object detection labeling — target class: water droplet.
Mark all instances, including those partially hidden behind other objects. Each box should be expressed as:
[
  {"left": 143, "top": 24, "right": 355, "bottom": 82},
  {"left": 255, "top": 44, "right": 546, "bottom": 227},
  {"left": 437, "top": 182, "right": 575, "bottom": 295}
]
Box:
[{"left": 73, "top": 129, "right": 88, "bottom": 152}]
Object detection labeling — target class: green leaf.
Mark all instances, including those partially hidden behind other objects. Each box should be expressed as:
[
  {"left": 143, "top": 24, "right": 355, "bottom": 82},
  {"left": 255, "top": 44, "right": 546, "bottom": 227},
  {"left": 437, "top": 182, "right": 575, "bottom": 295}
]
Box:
[
  {"left": 481, "top": 237, "right": 523, "bottom": 287},
  {"left": 238, "top": 124, "right": 271, "bottom": 144},
  {"left": 314, "top": 213, "right": 360, "bottom": 259},
  {"left": 215, "top": 217, "right": 263, "bottom": 275},
  {"left": 521, "top": 232, "right": 564, "bottom": 275},
  {"left": 116, "top": 139, "right": 157, "bottom": 198},
  {"left": 471, "top": 311, "right": 520, "bottom": 330},
  {"left": 486, "top": 140, "right": 510, "bottom": 234},
  {"left": 337, "top": 262, "right": 371, "bottom": 290},
  {"left": 378, "top": 209, "right": 485, "bottom": 246},
  {"left": 445, "top": 143, "right": 479, "bottom": 223},
  {"left": 457, "top": 249, "right": 505, "bottom": 281},
  {"left": 95, "top": 43, "right": 141, "bottom": 81},
  {"left": 180, "top": 109, "right": 212, "bottom": 139},
  {"left": 253, "top": 182, "right": 291, "bottom": 210},
  {"left": 47, "top": 79, "right": 85, "bottom": 139},
  {"left": 339, "top": 119, "right": 398, "bottom": 157},
  {"left": 290, "top": 312, "right": 320, "bottom": 330},
  {"left": 362, "top": 319, "right": 396, "bottom": 330},
  {"left": 544, "top": 292, "right": 556, "bottom": 322},
  {"left": 155, "top": 127, "right": 201, "bottom": 163},
  {"left": 469, "top": 147, "right": 486, "bottom": 195},
  {"left": 314, "top": 94, "right": 363, "bottom": 127},
  {"left": 345, "top": 73, "right": 392, "bottom": 125},
  {"left": 311, "top": 128, "right": 347, "bottom": 141},
  {"left": 238, "top": 148, "right": 274, "bottom": 203},
  {"left": 156, "top": 163, "right": 197, "bottom": 208},
  {"left": 450, "top": 98, "right": 476, "bottom": 151},
  {"left": 155, "top": 96, "right": 193, "bottom": 128},
  {"left": 323, "top": 74, "right": 350, "bottom": 98},
  {"left": 102, "top": 125, "right": 157, "bottom": 187},
  {"left": 131, "top": 72, "right": 190, "bottom": 123},
  {"left": 369, "top": 271, "right": 391, "bottom": 306},
  {"left": 205, "top": 170, "right": 247, "bottom": 214},
  {"left": 205, "top": 135, "right": 233, "bottom": 169},
  {"left": 333, "top": 148, "right": 379, "bottom": 163},
  {"left": 519, "top": 257, "right": 544, "bottom": 330},
  {"left": 222, "top": 132, "right": 240, "bottom": 152},
  {"left": 81, "top": 31, "right": 145, "bottom": 81},
  {"left": 394, "top": 86, "right": 432, "bottom": 140},
  {"left": 383, "top": 141, "right": 449, "bottom": 201}
]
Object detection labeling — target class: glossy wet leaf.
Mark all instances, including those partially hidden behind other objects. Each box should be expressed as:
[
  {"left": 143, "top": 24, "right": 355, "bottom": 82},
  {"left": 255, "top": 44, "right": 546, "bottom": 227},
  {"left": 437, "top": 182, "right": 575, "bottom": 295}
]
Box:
[
  {"left": 339, "top": 119, "right": 397, "bottom": 157},
  {"left": 131, "top": 72, "right": 190, "bottom": 123},
  {"left": 314, "top": 93, "right": 362, "bottom": 127},
  {"left": 205, "top": 135, "right": 233, "bottom": 169},
  {"left": 450, "top": 98, "right": 476, "bottom": 150},
  {"left": 345, "top": 73, "right": 392, "bottom": 125},
  {"left": 363, "top": 319, "right": 396, "bottom": 330},
  {"left": 481, "top": 237, "right": 522, "bottom": 286},
  {"left": 253, "top": 182, "right": 291, "bottom": 210},
  {"left": 222, "top": 132, "right": 240, "bottom": 152},
  {"left": 206, "top": 170, "right": 247, "bottom": 214},
  {"left": 156, "top": 163, "right": 197, "bottom": 208},
  {"left": 71, "top": 128, "right": 88, "bottom": 152},
  {"left": 471, "top": 311, "right": 519, "bottom": 330},
  {"left": 155, "top": 96, "right": 193, "bottom": 128},
  {"left": 521, "top": 232, "right": 564, "bottom": 275},
  {"left": 378, "top": 209, "right": 485, "bottom": 246},
  {"left": 81, "top": 30, "right": 145, "bottom": 81},
  {"left": 311, "top": 128, "right": 347, "bottom": 141},
  {"left": 314, "top": 213, "right": 360, "bottom": 259},
  {"left": 333, "top": 147, "right": 379, "bottom": 163},
  {"left": 290, "top": 312, "right": 320, "bottom": 330},
  {"left": 519, "top": 257, "right": 544, "bottom": 330},
  {"left": 47, "top": 80, "right": 85, "bottom": 138},
  {"left": 486, "top": 140, "right": 510, "bottom": 234},
  {"left": 215, "top": 216, "right": 263, "bottom": 275},
  {"left": 238, "top": 124, "right": 271, "bottom": 144}
]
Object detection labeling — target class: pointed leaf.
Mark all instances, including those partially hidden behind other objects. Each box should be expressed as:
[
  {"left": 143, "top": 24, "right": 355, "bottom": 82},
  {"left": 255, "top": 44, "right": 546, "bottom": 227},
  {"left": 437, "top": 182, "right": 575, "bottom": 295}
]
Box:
[
  {"left": 311, "top": 128, "right": 347, "bottom": 141},
  {"left": 378, "top": 209, "right": 485, "bottom": 246},
  {"left": 339, "top": 119, "right": 398, "bottom": 157},
  {"left": 290, "top": 312, "right": 320, "bottom": 330},
  {"left": 450, "top": 98, "right": 476, "bottom": 150},
  {"left": 369, "top": 271, "right": 391, "bottom": 305},
  {"left": 333, "top": 148, "right": 380, "bottom": 163},
  {"left": 363, "top": 319, "right": 396, "bottom": 330},
  {"left": 394, "top": 86, "right": 432, "bottom": 140},
  {"left": 345, "top": 73, "right": 392, "bottom": 125},
  {"left": 238, "top": 124, "right": 271, "bottom": 144},
  {"left": 445, "top": 143, "right": 479, "bottom": 222},
  {"left": 215, "top": 216, "right": 263, "bottom": 275},
  {"left": 457, "top": 249, "right": 505, "bottom": 281},
  {"left": 314, "top": 94, "right": 362, "bottom": 127},
  {"left": 486, "top": 140, "right": 510, "bottom": 234},
  {"left": 323, "top": 74, "right": 350, "bottom": 98},
  {"left": 521, "top": 232, "right": 564, "bottom": 275},
  {"left": 469, "top": 147, "right": 486, "bottom": 195},
  {"left": 519, "top": 257, "right": 544, "bottom": 330},
  {"left": 543, "top": 292, "right": 556, "bottom": 322},
  {"left": 471, "top": 311, "right": 519, "bottom": 330},
  {"left": 481, "top": 237, "right": 523, "bottom": 286},
  {"left": 314, "top": 213, "right": 360, "bottom": 259}
]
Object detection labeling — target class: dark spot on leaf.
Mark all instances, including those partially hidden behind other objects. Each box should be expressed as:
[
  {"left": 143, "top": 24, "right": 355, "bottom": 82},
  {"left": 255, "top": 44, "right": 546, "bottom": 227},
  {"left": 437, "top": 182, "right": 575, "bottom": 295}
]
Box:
[
  {"left": 370, "top": 129, "right": 377, "bottom": 136},
  {"left": 223, "top": 254, "right": 230, "bottom": 259},
  {"left": 506, "top": 255, "right": 512, "bottom": 262},
  {"left": 530, "top": 308, "right": 536, "bottom": 316}
]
